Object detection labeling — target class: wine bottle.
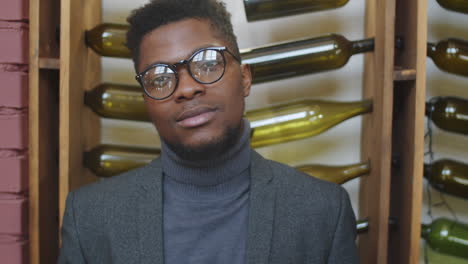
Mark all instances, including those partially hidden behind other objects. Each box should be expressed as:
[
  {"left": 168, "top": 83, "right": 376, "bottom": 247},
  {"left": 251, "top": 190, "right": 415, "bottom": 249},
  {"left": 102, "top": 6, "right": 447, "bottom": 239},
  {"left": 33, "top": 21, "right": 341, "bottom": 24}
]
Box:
[
  {"left": 424, "top": 159, "right": 468, "bottom": 199},
  {"left": 85, "top": 23, "right": 131, "bottom": 58},
  {"left": 243, "top": 0, "right": 349, "bottom": 21},
  {"left": 242, "top": 34, "right": 374, "bottom": 83},
  {"left": 426, "top": 96, "right": 468, "bottom": 135},
  {"left": 85, "top": 144, "right": 370, "bottom": 182},
  {"left": 436, "top": 0, "right": 468, "bottom": 14},
  {"left": 296, "top": 162, "right": 369, "bottom": 184},
  {"left": 85, "top": 24, "right": 374, "bottom": 83},
  {"left": 422, "top": 218, "right": 468, "bottom": 260},
  {"left": 83, "top": 145, "right": 160, "bottom": 178},
  {"left": 84, "top": 83, "right": 146, "bottom": 121},
  {"left": 427, "top": 39, "right": 468, "bottom": 77},
  {"left": 85, "top": 83, "right": 373, "bottom": 148}
]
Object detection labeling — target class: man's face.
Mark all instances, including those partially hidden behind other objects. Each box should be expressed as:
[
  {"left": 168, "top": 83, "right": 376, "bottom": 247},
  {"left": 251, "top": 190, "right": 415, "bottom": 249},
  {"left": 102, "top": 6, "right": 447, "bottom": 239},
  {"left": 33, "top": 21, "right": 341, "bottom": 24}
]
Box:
[{"left": 137, "top": 18, "right": 251, "bottom": 160}]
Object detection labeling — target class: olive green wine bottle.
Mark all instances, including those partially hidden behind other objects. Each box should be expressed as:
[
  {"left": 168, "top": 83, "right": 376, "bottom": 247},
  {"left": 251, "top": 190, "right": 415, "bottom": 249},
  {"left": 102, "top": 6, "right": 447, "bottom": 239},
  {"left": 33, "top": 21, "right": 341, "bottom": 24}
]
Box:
[
  {"left": 85, "top": 24, "right": 374, "bottom": 83},
  {"left": 436, "top": 0, "right": 468, "bottom": 14},
  {"left": 85, "top": 144, "right": 370, "bottom": 182},
  {"left": 85, "top": 23, "right": 131, "bottom": 58},
  {"left": 242, "top": 34, "right": 374, "bottom": 83},
  {"left": 426, "top": 96, "right": 468, "bottom": 135},
  {"left": 243, "top": 0, "right": 349, "bottom": 21},
  {"left": 84, "top": 145, "right": 160, "bottom": 178},
  {"left": 427, "top": 39, "right": 468, "bottom": 77},
  {"left": 424, "top": 159, "right": 468, "bottom": 199},
  {"left": 85, "top": 83, "right": 373, "bottom": 148},
  {"left": 422, "top": 218, "right": 468, "bottom": 260}
]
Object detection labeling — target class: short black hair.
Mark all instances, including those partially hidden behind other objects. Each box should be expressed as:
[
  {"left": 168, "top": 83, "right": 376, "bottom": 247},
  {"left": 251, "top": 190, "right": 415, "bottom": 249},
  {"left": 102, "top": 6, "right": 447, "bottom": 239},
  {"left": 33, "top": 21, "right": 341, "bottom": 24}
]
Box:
[{"left": 126, "top": 0, "right": 240, "bottom": 72}]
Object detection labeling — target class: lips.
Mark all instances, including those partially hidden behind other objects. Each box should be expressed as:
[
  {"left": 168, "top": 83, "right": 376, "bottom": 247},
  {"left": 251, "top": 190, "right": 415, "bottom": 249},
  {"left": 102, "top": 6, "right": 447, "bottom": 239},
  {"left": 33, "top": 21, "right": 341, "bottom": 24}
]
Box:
[{"left": 176, "top": 106, "right": 218, "bottom": 128}]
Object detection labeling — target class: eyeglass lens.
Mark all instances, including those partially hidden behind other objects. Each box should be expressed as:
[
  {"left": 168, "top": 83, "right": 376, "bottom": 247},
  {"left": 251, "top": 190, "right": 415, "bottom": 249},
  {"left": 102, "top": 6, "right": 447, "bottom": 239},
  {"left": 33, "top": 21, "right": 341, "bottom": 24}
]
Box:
[{"left": 142, "top": 49, "right": 226, "bottom": 99}]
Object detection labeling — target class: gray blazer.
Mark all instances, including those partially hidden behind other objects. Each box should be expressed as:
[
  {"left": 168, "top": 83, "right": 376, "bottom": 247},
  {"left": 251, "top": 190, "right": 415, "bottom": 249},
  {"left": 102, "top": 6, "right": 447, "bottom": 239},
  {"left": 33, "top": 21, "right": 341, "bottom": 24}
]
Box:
[{"left": 58, "top": 151, "right": 359, "bottom": 264}]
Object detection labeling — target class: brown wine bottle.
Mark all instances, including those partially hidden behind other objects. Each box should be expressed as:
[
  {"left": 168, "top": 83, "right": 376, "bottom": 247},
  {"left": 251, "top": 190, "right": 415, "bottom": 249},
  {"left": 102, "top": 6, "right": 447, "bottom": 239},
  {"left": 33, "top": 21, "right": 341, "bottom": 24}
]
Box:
[
  {"left": 85, "top": 83, "right": 373, "bottom": 148},
  {"left": 85, "top": 24, "right": 374, "bottom": 83},
  {"left": 436, "top": 0, "right": 468, "bottom": 14},
  {"left": 85, "top": 144, "right": 369, "bottom": 183},
  {"left": 426, "top": 96, "right": 468, "bottom": 135},
  {"left": 427, "top": 39, "right": 468, "bottom": 77},
  {"left": 243, "top": 0, "right": 349, "bottom": 21},
  {"left": 424, "top": 159, "right": 468, "bottom": 199}
]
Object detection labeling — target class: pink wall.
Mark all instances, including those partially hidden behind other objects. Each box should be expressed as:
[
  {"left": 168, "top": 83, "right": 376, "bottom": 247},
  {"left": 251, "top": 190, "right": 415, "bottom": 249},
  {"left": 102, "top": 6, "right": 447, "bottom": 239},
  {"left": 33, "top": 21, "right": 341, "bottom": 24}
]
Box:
[{"left": 0, "top": 0, "right": 30, "bottom": 263}]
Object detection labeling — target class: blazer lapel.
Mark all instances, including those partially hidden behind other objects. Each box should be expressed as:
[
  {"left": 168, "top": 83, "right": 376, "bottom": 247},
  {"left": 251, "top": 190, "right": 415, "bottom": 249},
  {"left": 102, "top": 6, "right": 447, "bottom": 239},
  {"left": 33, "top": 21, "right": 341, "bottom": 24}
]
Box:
[
  {"left": 245, "top": 151, "right": 276, "bottom": 264},
  {"left": 136, "top": 158, "right": 164, "bottom": 264}
]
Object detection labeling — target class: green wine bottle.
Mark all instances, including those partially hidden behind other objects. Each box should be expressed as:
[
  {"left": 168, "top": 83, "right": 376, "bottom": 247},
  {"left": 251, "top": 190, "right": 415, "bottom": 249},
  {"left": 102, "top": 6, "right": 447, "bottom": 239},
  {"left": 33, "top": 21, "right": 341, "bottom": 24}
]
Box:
[
  {"left": 427, "top": 39, "right": 468, "bottom": 77},
  {"left": 85, "top": 23, "right": 131, "bottom": 58},
  {"left": 436, "top": 0, "right": 468, "bottom": 14},
  {"left": 85, "top": 24, "right": 374, "bottom": 83},
  {"left": 422, "top": 218, "right": 468, "bottom": 260},
  {"left": 426, "top": 96, "right": 468, "bottom": 135},
  {"left": 85, "top": 144, "right": 370, "bottom": 182},
  {"left": 84, "top": 145, "right": 159, "bottom": 178},
  {"left": 243, "top": 0, "right": 349, "bottom": 21},
  {"left": 424, "top": 159, "right": 468, "bottom": 199},
  {"left": 85, "top": 83, "right": 373, "bottom": 148},
  {"left": 243, "top": 34, "right": 374, "bottom": 83}
]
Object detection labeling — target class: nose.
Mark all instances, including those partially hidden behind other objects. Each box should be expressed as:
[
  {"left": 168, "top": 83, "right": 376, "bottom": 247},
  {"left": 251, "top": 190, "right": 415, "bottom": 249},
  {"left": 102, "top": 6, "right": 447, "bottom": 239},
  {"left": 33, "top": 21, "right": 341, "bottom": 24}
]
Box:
[{"left": 173, "top": 68, "right": 206, "bottom": 102}]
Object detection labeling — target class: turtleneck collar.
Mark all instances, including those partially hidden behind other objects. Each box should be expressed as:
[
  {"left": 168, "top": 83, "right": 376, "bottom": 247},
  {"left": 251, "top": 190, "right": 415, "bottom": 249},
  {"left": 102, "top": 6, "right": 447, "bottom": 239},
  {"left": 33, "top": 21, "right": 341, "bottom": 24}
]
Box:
[{"left": 161, "top": 119, "right": 251, "bottom": 187}]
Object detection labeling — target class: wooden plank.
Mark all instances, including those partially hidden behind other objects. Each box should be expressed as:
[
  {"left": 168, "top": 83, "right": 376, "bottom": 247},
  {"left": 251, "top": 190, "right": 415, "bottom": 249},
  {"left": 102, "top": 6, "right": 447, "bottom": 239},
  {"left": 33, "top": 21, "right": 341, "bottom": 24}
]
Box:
[
  {"left": 389, "top": 0, "right": 427, "bottom": 263},
  {"left": 59, "top": 0, "right": 101, "bottom": 229},
  {"left": 359, "top": 0, "right": 396, "bottom": 263},
  {"left": 29, "top": 0, "right": 60, "bottom": 262}
]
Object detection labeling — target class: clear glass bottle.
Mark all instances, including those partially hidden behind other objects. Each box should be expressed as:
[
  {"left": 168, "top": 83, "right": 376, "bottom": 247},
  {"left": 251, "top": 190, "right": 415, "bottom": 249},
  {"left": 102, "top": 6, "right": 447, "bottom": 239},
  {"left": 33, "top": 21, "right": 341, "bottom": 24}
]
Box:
[
  {"left": 243, "top": 0, "right": 349, "bottom": 21},
  {"left": 427, "top": 39, "right": 468, "bottom": 77},
  {"left": 426, "top": 96, "right": 468, "bottom": 136},
  {"left": 85, "top": 84, "right": 373, "bottom": 148},
  {"left": 424, "top": 159, "right": 468, "bottom": 199}
]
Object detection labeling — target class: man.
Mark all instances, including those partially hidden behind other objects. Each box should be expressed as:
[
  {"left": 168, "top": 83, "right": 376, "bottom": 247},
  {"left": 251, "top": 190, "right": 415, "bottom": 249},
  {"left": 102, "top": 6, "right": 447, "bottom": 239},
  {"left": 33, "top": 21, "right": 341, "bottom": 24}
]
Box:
[{"left": 58, "top": 0, "right": 359, "bottom": 263}]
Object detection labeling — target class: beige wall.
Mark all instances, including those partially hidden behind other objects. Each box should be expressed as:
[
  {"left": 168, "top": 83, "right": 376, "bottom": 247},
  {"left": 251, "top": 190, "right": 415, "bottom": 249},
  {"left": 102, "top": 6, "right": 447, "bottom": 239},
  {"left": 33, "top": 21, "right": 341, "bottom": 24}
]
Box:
[{"left": 100, "top": 0, "right": 468, "bottom": 263}]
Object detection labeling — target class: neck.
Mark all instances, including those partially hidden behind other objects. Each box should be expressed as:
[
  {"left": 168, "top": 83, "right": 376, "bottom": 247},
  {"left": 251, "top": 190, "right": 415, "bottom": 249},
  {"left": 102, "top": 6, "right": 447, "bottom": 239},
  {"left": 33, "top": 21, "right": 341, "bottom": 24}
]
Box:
[{"left": 161, "top": 119, "right": 252, "bottom": 187}]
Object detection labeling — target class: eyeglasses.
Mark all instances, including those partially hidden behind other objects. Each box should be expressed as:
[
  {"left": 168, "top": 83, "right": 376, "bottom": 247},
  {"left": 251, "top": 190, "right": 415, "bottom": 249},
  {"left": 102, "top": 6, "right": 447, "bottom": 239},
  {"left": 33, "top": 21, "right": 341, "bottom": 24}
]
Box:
[{"left": 135, "top": 46, "right": 241, "bottom": 100}]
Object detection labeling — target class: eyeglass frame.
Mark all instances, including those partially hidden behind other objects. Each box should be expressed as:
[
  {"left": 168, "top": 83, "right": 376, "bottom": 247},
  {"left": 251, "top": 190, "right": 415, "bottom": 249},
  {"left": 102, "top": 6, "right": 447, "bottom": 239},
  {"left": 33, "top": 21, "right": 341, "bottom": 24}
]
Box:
[{"left": 135, "top": 46, "right": 242, "bottom": 100}]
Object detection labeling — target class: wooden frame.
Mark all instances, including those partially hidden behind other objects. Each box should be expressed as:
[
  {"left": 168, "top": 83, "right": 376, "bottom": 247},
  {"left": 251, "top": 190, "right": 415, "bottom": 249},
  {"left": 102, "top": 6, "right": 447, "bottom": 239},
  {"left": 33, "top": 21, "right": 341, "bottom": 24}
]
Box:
[
  {"left": 28, "top": 0, "right": 428, "bottom": 262},
  {"left": 29, "top": 0, "right": 60, "bottom": 262},
  {"left": 58, "top": 0, "right": 101, "bottom": 222}
]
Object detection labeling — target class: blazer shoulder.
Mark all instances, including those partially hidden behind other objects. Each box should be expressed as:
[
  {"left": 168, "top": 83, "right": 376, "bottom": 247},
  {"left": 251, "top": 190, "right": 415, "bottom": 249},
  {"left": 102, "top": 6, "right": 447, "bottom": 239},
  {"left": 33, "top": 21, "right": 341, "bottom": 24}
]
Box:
[{"left": 71, "top": 158, "right": 162, "bottom": 207}]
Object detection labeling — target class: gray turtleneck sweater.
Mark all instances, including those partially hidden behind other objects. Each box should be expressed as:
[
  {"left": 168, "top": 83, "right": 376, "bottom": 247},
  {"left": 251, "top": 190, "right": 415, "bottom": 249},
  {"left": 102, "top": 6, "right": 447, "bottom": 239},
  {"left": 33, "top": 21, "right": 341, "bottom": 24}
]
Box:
[{"left": 161, "top": 120, "right": 251, "bottom": 264}]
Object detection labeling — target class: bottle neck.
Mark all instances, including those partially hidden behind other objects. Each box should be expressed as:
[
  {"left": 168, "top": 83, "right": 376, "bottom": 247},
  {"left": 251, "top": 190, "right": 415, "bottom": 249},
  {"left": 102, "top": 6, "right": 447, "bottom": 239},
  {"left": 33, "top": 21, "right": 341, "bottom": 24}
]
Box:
[
  {"left": 425, "top": 101, "right": 433, "bottom": 117},
  {"left": 423, "top": 163, "right": 431, "bottom": 180},
  {"left": 427, "top": 42, "right": 436, "bottom": 58},
  {"left": 421, "top": 223, "right": 431, "bottom": 240},
  {"left": 351, "top": 38, "right": 375, "bottom": 55},
  {"left": 356, "top": 219, "right": 369, "bottom": 234}
]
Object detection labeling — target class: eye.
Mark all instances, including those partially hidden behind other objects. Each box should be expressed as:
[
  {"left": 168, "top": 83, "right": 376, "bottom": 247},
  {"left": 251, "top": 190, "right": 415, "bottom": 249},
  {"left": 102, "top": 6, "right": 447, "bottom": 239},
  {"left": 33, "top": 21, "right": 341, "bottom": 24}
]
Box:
[
  {"left": 197, "top": 60, "right": 223, "bottom": 73},
  {"left": 148, "top": 75, "right": 173, "bottom": 88}
]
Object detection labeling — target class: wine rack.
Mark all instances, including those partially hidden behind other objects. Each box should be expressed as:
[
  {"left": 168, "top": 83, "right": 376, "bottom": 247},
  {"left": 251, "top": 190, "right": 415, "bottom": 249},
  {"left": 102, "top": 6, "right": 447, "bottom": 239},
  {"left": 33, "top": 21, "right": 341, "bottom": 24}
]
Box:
[{"left": 27, "top": 0, "right": 428, "bottom": 263}]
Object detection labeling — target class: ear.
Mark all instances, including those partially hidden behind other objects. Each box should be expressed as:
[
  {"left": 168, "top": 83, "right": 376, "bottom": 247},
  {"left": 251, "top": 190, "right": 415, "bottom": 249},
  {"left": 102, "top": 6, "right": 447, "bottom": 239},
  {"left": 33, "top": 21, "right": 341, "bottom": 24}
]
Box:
[{"left": 240, "top": 64, "right": 252, "bottom": 97}]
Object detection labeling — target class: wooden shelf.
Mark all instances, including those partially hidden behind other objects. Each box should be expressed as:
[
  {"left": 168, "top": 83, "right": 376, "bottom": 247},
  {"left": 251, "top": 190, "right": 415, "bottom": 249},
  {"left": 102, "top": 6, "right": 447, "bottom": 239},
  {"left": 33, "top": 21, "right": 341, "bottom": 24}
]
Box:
[{"left": 28, "top": 0, "right": 427, "bottom": 263}]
